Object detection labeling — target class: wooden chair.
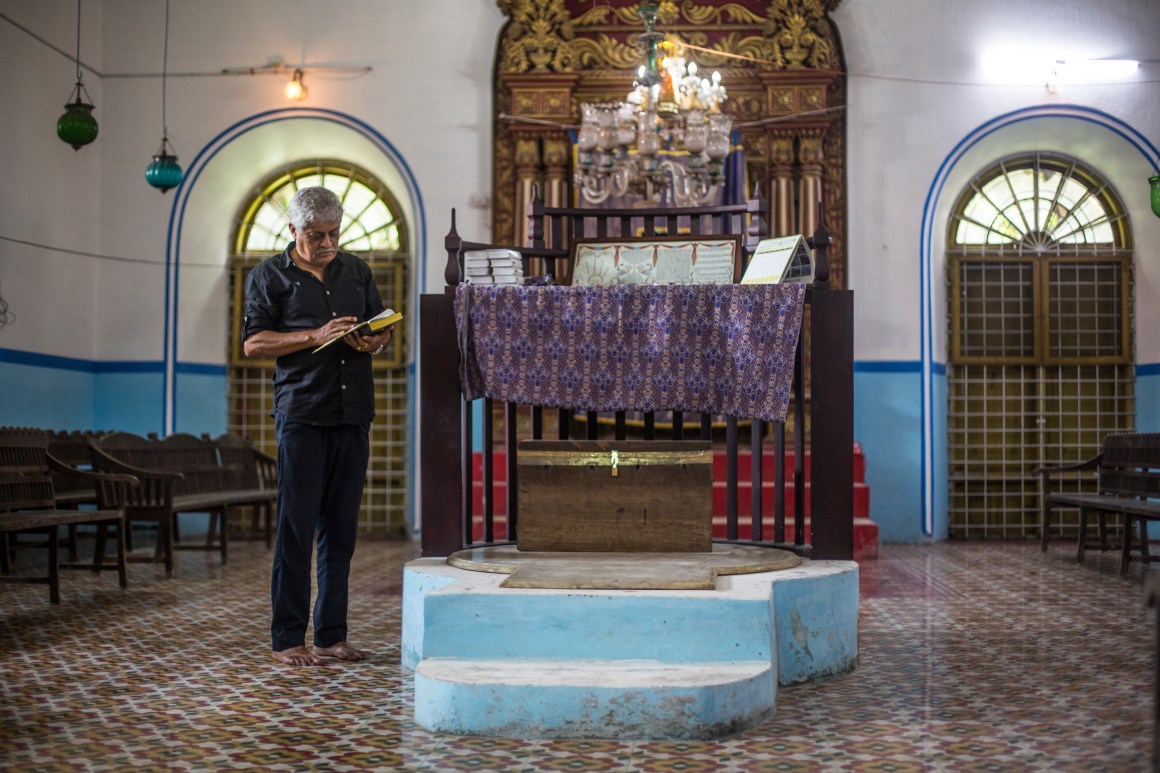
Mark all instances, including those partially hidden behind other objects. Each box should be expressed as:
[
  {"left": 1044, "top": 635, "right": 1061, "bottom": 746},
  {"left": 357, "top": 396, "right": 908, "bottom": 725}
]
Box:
[
  {"left": 89, "top": 431, "right": 181, "bottom": 577},
  {"left": 0, "top": 428, "right": 136, "bottom": 604}
]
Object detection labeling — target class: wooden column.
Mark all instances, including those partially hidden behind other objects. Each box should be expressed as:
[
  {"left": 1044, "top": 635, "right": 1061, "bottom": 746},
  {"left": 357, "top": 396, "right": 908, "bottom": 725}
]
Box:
[
  {"left": 770, "top": 131, "right": 795, "bottom": 238},
  {"left": 542, "top": 133, "right": 571, "bottom": 208},
  {"left": 513, "top": 135, "right": 541, "bottom": 247},
  {"left": 500, "top": 74, "right": 578, "bottom": 246},
  {"left": 798, "top": 130, "right": 824, "bottom": 238}
]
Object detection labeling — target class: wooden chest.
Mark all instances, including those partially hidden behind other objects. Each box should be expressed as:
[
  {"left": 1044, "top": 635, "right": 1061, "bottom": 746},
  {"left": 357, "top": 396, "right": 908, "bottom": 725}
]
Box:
[{"left": 516, "top": 440, "right": 713, "bottom": 553}]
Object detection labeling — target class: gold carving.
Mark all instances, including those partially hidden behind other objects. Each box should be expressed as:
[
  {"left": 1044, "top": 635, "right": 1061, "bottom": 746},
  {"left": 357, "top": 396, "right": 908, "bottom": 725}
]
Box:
[
  {"left": 573, "top": 34, "right": 643, "bottom": 70},
  {"left": 512, "top": 90, "right": 539, "bottom": 114},
  {"left": 801, "top": 86, "right": 825, "bottom": 110},
  {"left": 543, "top": 136, "right": 570, "bottom": 168},
  {"left": 542, "top": 90, "right": 569, "bottom": 115},
  {"left": 763, "top": 0, "right": 836, "bottom": 69},
  {"left": 770, "top": 132, "right": 794, "bottom": 166},
  {"left": 493, "top": 85, "right": 517, "bottom": 244},
  {"left": 768, "top": 87, "right": 797, "bottom": 114},
  {"left": 515, "top": 137, "right": 542, "bottom": 168},
  {"left": 679, "top": 1, "right": 765, "bottom": 25},
  {"left": 744, "top": 133, "right": 769, "bottom": 161},
  {"left": 510, "top": 88, "right": 572, "bottom": 118},
  {"left": 799, "top": 131, "right": 824, "bottom": 166},
  {"left": 498, "top": 0, "right": 576, "bottom": 73}
]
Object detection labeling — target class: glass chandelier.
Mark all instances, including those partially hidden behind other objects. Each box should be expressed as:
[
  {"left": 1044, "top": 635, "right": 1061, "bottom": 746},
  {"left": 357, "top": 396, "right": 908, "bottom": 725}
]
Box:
[{"left": 575, "top": 2, "right": 731, "bottom": 207}]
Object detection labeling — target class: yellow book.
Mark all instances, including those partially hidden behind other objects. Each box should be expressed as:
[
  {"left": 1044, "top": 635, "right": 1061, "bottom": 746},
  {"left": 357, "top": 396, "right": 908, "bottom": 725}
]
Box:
[{"left": 312, "top": 308, "right": 402, "bottom": 354}]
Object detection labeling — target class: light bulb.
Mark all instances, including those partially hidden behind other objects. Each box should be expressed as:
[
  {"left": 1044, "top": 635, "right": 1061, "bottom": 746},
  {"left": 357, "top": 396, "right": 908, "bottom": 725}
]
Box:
[{"left": 284, "top": 69, "right": 307, "bottom": 101}]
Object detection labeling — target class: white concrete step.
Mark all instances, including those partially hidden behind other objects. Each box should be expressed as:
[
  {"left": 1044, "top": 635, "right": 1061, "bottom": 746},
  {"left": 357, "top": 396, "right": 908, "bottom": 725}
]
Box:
[{"left": 414, "top": 657, "right": 775, "bottom": 739}]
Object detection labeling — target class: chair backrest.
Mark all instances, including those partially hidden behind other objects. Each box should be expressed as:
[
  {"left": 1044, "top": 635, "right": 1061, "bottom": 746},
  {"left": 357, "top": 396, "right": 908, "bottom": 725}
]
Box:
[
  {"left": 0, "top": 428, "right": 56, "bottom": 511},
  {"left": 212, "top": 433, "right": 261, "bottom": 490},
  {"left": 92, "top": 431, "right": 160, "bottom": 470},
  {"left": 1099, "top": 433, "right": 1160, "bottom": 499},
  {"left": 157, "top": 433, "right": 225, "bottom": 496}
]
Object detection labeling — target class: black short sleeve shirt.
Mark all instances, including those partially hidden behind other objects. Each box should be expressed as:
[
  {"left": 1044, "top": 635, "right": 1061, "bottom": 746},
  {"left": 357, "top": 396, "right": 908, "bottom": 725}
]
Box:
[{"left": 242, "top": 245, "right": 384, "bottom": 425}]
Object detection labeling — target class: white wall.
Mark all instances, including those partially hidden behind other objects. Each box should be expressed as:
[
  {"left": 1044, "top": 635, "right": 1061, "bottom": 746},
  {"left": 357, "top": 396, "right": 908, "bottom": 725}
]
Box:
[
  {"left": 836, "top": 0, "right": 1160, "bottom": 363},
  {"left": 0, "top": 0, "right": 504, "bottom": 366},
  {"left": 835, "top": 0, "right": 1160, "bottom": 540}
]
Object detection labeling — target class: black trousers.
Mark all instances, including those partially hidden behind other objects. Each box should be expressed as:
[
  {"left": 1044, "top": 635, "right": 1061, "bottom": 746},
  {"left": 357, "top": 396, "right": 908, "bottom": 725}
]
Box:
[{"left": 271, "top": 416, "right": 369, "bottom": 652}]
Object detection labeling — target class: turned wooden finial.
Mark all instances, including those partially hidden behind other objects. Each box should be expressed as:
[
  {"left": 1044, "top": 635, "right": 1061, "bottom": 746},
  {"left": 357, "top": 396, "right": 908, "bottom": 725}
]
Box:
[
  {"left": 746, "top": 181, "right": 768, "bottom": 250},
  {"left": 810, "top": 200, "right": 831, "bottom": 286},
  {"left": 443, "top": 207, "right": 462, "bottom": 287},
  {"left": 526, "top": 184, "right": 545, "bottom": 249}
]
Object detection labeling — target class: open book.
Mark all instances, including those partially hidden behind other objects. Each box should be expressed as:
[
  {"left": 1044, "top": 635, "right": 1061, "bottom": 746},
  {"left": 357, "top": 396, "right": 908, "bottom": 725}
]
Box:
[
  {"left": 312, "top": 308, "right": 402, "bottom": 354},
  {"left": 741, "top": 236, "right": 814, "bottom": 285}
]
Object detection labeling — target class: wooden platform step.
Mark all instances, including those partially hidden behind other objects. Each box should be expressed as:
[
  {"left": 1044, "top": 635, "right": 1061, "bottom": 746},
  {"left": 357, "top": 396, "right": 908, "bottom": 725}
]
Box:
[{"left": 414, "top": 657, "right": 774, "bottom": 739}]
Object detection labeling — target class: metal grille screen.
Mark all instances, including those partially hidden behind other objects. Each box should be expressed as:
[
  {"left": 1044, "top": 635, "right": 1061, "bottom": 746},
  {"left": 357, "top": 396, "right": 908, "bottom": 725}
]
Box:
[
  {"left": 957, "top": 261, "right": 1035, "bottom": 359},
  {"left": 1049, "top": 262, "right": 1123, "bottom": 359},
  {"left": 946, "top": 152, "right": 1133, "bottom": 540},
  {"left": 947, "top": 364, "right": 1134, "bottom": 539}
]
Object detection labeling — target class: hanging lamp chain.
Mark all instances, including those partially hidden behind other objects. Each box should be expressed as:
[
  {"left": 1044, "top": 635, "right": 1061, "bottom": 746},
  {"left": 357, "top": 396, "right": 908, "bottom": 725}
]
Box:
[
  {"left": 161, "top": 0, "right": 170, "bottom": 138},
  {"left": 74, "top": 0, "right": 82, "bottom": 82}
]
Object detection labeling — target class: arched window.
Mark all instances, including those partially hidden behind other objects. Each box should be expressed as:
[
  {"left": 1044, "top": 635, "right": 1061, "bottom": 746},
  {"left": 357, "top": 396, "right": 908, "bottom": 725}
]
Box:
[
  {"left": 228, "top": 160, "right": 410, "bottom": 536},
  {"left": 234, "top": 162, "right": 406, "bottom": 255},
  {"left": 945, "top": 152, "right": 1134, "bottom": 540}
]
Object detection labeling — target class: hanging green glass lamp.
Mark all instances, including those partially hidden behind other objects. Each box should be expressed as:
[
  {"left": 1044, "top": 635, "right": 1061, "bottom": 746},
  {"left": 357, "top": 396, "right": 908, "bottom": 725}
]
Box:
[
  {"left": 1150, "top": 175, "right": 1160, "bottom": 218},
  {"left": 145, "top": 134, "right": 183, "bottom": 193},
  {"left": 145, "top": 0, "right": 183, "bottom": 193},
  {"left": 57, "top": 0, "right": 97, "bottom": 151}
]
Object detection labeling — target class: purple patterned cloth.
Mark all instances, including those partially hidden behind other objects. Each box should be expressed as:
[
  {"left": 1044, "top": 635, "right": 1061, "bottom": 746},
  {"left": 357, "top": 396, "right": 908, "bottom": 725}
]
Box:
[{"left": 455, "top": 283, "right": 806, "bottom": 422}]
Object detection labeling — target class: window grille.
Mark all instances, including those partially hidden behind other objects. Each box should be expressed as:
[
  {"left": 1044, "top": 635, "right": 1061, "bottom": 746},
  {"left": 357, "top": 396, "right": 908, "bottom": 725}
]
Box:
[{"left": 946, "top": 153, "right": 1134, "bottom": 539}]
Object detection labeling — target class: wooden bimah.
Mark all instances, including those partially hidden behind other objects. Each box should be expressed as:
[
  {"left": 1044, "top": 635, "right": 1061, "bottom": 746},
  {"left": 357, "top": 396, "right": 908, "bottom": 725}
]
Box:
[{"left": 517, "top": 440, "right": 713, "bottom": 553}]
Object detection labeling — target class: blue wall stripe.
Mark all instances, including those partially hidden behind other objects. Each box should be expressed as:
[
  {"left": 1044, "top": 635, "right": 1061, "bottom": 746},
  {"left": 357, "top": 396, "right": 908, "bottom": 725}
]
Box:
[
  {"left": 853, "top": 360, "right": 921, "bottom": 374},
  {"left": 1138, "top": 363, "right": 1160, "bottom": 377},
  {"left": 175, "top": 362, "right": 228, "bottom": 376},
  {"left": 94, "top": 361, "right": 165, "bottom": 374},
  {"left": 0, "top": 349, "right": 166, "bottom": 374},
  {"left": 0, "top": 349, "right": 236, "bottom": 376},
  {"left": 1, "top": 348, "right": 94, "bottom": 372}
]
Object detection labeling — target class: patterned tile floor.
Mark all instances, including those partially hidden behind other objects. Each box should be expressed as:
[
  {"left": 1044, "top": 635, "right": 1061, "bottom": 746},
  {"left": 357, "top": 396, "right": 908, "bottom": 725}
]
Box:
[{"left": 1, "top": 536, "right": 1155, "bottom": 772}]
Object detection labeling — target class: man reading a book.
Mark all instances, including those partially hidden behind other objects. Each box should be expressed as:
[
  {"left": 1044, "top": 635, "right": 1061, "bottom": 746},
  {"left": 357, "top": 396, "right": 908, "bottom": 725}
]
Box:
[{"left": 241, "top": 186, "right": 395, "bottom": 667}]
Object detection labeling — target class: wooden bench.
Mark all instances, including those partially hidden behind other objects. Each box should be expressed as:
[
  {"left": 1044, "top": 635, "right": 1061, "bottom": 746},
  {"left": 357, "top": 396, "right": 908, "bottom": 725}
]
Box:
[
  {"left": 1039, "top": 432, "right": 1160, "bottom": 576},
  {"left": 0, "top": 428, "right": 137, "bottom": 604},
  {"left": 212, "top": 433, "right": 277, "bottom": 548},
  {"left": 89, "top": 432, "right": 277, "bottom": 576}
]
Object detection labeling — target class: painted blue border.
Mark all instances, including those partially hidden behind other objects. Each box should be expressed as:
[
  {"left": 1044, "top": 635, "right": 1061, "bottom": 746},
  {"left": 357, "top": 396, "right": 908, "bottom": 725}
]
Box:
[
  {"left": 1138, "top": 363, "right": 1160, "bottom": 377},
  {"left": 853, "top": 360, "right": 921, "bottom": 374},
  {"left": 175, "top": 362, "right": 227, "bottom": 376},
  {"left": 918, "top": 104, "right": 1160, "bottom": 536},
  {"left": 0, "top": 348, "right": 164, "bottom": 374}
]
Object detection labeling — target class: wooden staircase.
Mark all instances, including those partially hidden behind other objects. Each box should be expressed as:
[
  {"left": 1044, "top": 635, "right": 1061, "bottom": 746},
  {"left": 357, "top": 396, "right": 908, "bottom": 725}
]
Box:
[{"left": 470, "top": 444, "right": 877, "bottom": 560}]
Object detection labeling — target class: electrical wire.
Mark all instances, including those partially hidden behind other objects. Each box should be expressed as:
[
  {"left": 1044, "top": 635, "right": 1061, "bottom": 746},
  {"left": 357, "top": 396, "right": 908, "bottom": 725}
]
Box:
[{"left": 0, "top": 234, "right": 225, "bottom": 269}]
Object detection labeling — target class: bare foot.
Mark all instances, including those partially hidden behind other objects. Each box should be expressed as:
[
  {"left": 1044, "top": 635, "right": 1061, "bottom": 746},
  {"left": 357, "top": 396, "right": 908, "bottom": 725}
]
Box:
[
  {"left": 313, "top": 641, "right": 365, "bottom": 662},
  {"left": 272, "top": 645, "right": 323, "bottom": 666}
]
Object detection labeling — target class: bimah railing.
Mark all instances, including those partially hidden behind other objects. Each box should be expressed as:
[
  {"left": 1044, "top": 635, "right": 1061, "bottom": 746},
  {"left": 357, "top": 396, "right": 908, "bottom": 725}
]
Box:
[{"left": 420, "top": 189, "right": 853, "bottom": 560}]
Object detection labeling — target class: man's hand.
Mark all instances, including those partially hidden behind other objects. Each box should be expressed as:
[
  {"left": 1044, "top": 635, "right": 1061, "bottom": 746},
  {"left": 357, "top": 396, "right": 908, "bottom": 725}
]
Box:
[
  {"left": 318, "top": 316, "right": 360, "bottom": 347},
  {"left": 243, "top": 316, "right": 361, "bottom": 359},
  {"left": 348, "top": 323, "right": 394, "bottom": 354}
]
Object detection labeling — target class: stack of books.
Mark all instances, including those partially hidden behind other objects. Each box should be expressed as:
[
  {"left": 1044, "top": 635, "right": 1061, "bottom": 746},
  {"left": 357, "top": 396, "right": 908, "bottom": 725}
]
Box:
[{"left": 463, "top": 249, "right": 524, "bottom": 286}]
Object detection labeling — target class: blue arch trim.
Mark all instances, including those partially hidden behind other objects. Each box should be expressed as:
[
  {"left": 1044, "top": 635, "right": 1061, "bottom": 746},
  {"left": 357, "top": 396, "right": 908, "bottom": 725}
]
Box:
[
  {"left": 918, "top": 104, "right": 1160, "bottom": 536},
  {"left": 158, "top": 108, "right": 427, "bottom": 434}
]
